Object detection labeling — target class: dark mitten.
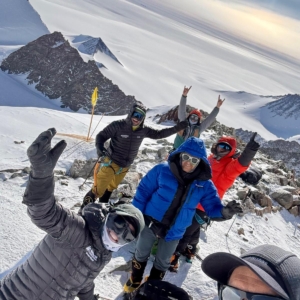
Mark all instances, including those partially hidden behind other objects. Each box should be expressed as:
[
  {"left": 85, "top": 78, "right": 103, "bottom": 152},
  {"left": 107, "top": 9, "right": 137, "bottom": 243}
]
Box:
[
  {"left": 221, "top": 200, "right": 243, "bottom": 220},
  {"left": 238, "top": 132, "right": 260, "bottom": 167},
  {"left": 176, "top": 120, "right": 189, "bottom": 131},
  {"left": 27, "top": 128, "right": 66, "bottom": 178}
]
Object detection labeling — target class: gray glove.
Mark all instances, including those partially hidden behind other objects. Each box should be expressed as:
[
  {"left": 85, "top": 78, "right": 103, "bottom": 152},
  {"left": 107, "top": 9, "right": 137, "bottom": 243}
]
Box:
[
  {"left": 27, "top": 128, "right": 67, "bottom": 178},
  {"left": 221, "top": 200, "right": 243, "bottom": 220},
  {"left": 176, "top": 120, "right": 189, "bottom": 130},
  {"left": 238, "top": 132, "right": 260, "bottom": 167}
]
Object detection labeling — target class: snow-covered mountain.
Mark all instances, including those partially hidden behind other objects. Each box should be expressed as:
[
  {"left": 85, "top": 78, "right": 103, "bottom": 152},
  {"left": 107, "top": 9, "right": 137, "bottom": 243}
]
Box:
[{"left": 1, "top": 0, "right": 300, "bottom": 299}]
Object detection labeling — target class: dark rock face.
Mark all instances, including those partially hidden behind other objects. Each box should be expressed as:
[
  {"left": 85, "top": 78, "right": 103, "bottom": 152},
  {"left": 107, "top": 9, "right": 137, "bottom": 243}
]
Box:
[
  {"left": 265, "top": 94, "right": 300, "bottom": 120},
  {"left": 0, "top": 32, "right": 137, "bottom": 115}
]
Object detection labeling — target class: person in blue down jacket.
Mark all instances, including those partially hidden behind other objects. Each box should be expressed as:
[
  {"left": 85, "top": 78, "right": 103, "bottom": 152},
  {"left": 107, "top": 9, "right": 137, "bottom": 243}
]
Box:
[
  {"left": 0, "top": 128, "right": 145, "bottom": 300},
  {"left": 123, "top": 137, "right": 243, "bottom": 294}
]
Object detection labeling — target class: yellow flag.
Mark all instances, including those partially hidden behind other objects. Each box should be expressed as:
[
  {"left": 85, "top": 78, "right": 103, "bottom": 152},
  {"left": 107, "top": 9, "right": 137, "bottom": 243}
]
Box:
[{"left": 91, "top": 87, "right": 98, "bottom": 107}]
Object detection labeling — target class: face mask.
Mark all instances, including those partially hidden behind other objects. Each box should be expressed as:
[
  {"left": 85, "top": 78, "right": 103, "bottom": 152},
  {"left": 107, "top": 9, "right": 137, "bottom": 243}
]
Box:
[{"left": 101, "top": 217, "right": 123, "bottom": 252}]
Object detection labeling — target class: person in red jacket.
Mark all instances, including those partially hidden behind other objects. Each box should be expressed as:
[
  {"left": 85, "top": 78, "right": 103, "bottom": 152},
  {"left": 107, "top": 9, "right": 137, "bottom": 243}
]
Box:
[{"left": 169, "top": 133, "right": 260, "bottom": 272}]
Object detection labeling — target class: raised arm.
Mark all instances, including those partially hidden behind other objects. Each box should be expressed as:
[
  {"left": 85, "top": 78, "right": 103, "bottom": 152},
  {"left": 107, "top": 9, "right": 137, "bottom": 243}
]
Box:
[
  {"left": 199, "top": 95, "right": 225, "bottom": 134},
  {"left": 22, "top": 128, "right": 77, "bottom": 238},
  {"left": 178, "top": 86, "right": 192, "bottom": 121}
]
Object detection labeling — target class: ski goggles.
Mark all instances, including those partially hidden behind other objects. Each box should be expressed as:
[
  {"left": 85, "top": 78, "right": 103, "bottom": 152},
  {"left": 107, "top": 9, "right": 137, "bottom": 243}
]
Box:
[
  {"left": 181, "top": 153, "right": 201, "bottom": 165},
  {"left": 219, "top": 285, "right": 285, "bottom": 300},
  {"left": 132, "top": 111, "right": 145, "bottom": 120},
  {"left": 106, "top": 213, "right": 136, "bottom": 245},
  {"left": 217, "top": 143, "right": 231, "bottom": 151},
  {"left": 189, "top": 114, "right": 199, "bottom": 122}
]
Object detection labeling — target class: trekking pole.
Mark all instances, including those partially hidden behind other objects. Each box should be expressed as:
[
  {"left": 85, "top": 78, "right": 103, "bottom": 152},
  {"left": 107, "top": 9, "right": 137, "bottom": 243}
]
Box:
[
  {"left": 225, "top": 214, "right": 237, "bottom": 237},
  {"left": 78, "top": 158, "right": 100, "bottom": 191},
  {"left": 225, "top": 188, "right": 249, "bottom": 237}
]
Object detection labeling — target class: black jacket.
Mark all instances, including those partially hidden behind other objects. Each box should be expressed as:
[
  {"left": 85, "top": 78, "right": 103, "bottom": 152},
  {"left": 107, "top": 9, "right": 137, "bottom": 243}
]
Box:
[
  {"left": 96, "top": 103, "right": 188, "bottom": 167},
  {"left": 0, "top": 175, "right": 112, "bottom": 300}
]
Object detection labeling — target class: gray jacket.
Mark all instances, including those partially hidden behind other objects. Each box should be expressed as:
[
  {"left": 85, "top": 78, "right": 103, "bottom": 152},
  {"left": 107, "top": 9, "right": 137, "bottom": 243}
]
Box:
[
  {"left": 178, "top": 95, "right": 219, "bottom": 134},
  {"left": 0, "top": 175, "right": 112, "bottom": 300}
]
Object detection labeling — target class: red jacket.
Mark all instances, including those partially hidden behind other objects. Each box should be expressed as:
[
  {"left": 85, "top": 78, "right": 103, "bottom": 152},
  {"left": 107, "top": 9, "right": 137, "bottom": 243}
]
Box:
[{"left": 197, "top": 136, "right": 248, "bottom": 210}]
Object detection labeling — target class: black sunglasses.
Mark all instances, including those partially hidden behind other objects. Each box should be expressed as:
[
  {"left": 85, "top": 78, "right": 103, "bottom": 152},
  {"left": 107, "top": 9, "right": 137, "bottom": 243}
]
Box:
[
  {"left": 132, "top": 111, "right": 144, "bottom": 120},
  {"left": 219, "top": 284, "right": 285, "bottom": 300},
  {"left": 217, "top": 143, "right": 231, "bottom": 151}
]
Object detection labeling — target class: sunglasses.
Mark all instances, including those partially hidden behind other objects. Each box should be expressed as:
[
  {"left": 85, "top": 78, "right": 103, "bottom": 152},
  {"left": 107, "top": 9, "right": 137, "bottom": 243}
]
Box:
[
  {"left": 181, "top": 153, "right": 201, "bottom": 165},
  {"left": 106, "top": 214, "right": 136, "bottom": 245},
  {"left": 132, "top": 111, "right": 144, "bottom": 121},
  {"left": 189, "top": 114, "right": 199, "bottom": 121},
  {"left": 219, "top": 285, "right": 285, "bottom": 300},
  {"left": 217, "top": 143, "right": 231, "bottom": 151}
]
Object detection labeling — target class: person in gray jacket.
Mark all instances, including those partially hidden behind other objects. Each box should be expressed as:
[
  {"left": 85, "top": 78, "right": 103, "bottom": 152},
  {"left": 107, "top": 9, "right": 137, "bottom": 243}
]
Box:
[
  {"left": 0, "top": 128, "right": 145, "bottom": 300},
  {"left": 173, "top": 86, "right": 225, "bottom": 149}
]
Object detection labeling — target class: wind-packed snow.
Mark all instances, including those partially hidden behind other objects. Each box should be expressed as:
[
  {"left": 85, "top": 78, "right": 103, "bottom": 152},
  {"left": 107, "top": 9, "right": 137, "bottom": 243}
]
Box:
[{"left": 0, "top": 0, "right": 300, "bottom": 299}]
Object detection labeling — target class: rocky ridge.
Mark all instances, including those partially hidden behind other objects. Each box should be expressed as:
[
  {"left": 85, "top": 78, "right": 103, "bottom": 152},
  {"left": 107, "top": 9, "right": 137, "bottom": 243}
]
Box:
[{"left": 0, "top": 32, "right": 136, "bottom": 115}]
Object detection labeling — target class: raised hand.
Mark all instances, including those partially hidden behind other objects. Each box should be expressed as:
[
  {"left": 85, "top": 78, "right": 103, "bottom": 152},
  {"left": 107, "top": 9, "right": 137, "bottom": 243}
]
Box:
[
  {"left": 247, "top": 132, "right": 260, "bottom": 151},
  {"left": 27, "top": 128, "right": 67, "bottom": 178},
  {"left": 182, "top": 85, "right": 192, "bottom": 97},
  {"left": 216, "top": 95, "right": 225, "bottom": 108}
]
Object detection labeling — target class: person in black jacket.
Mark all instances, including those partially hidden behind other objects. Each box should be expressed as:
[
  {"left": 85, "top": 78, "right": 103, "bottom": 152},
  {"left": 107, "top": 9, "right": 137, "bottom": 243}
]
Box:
[
  {"left": 0, "top": 128, "right": 145, "bottom": 300},
  {"left": 82, "top": 101, "right": 188, "bottom": 206}
]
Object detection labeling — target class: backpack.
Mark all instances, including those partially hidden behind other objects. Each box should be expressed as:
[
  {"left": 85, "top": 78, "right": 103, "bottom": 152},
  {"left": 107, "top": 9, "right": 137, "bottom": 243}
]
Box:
[
  {"left": 129, "top": 280, "right": 192, "bottom": 300},
  {"left": 239, "top": 165, "right": 262, "bottom": 185}
]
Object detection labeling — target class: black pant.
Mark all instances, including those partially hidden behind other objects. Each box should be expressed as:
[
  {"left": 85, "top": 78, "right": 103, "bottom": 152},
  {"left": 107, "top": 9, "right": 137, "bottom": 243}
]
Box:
[{"left": 176, "top": 209, "right": 209, "bottom": 253}]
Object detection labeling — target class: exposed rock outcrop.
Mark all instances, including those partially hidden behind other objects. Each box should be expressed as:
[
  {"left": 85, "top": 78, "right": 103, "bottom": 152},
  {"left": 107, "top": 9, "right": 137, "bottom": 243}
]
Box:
[{"left": 0, "top": 32, "right": 137, "bottom": 115}]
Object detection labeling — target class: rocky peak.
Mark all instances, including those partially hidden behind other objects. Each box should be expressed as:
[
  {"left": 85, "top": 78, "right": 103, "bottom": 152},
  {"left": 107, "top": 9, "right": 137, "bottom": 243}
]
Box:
[
  {"left": 265, "top": 94, "right": 300, "bottom": 119},
  {"left": 0, "top": 31, "right": 138, "bottom": 115}
]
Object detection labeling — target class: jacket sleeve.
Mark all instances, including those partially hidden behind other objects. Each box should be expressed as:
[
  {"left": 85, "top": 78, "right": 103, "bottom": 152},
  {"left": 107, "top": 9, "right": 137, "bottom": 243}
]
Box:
[
  {"left": 23, "top": 175, "right": 85, "bottom": 241},
  {"left": 178, "top": 95, "right": 187, "bottom": 121},
  {"left": 145, "top": 120, "right": 188, "bottom": 139},
  {"left": 221, "top": 158, "right": 248, "bottom": 182},
  {"left": 132, "top": 164, "right": 161, "bottom": 213},
  {"left": 95, "top": 121, "right": 118, "bottom": 152},
  {"left": 199, "top": 181, "right": 224, "bottom": 218},
  {"left": 77, "top": 282, "right": 95, "bottom": 300},
  {"left": 199, "top": 107, "right": 219, "bottom": 134}
]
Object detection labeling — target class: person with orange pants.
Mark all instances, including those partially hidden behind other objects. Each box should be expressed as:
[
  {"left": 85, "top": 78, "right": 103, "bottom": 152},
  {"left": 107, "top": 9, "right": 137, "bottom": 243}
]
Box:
[{"left": 169, "top": 133, "right": 260, "bottom": 272}]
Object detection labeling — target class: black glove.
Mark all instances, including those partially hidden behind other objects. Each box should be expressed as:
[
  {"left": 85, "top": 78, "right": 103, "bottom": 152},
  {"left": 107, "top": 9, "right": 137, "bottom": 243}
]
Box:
[
  {"left": 176, "top": 120, "right": 189, "bottom": 130},
  {"left": 96, "top": 144, "right": 108, "bottom": 158},
  {"left": 238, "top": 132, "right": 260, "bottom": 167},
  {"left": 246, "top": 132, "right": 260, "bottom": 151},
  {"left": 221, "top": 200, "right": 243, "bottom": 220},
  {"left": 27, "top": 128, "right": 66, "bottom": 178}
]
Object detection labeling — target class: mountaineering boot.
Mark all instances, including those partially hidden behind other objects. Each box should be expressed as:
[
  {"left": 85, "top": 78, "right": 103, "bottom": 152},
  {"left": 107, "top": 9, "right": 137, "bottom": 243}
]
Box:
[
  {"left": 148, "top": 266, "right": 166, "bottom": 281},
  {"left": 99, "top": 189, "right": 112, "bottom": 203},
  {"left": 80, "top": 189, "right": 96, "bottom": 211},
  {"left": 181, "top": 243, "right": 198, "bottom": 263},
  {"left": 123, "top": 257, "right": 147, "bottom": 293},
  {"left": 169, "top": 252, "right": 181, "bottom": 273}
]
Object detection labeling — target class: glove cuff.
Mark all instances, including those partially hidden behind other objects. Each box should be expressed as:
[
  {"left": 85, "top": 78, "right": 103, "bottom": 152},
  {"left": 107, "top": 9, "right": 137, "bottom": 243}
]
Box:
[{"left": 23, "top": 174, "right": 55, "bottom": 205}]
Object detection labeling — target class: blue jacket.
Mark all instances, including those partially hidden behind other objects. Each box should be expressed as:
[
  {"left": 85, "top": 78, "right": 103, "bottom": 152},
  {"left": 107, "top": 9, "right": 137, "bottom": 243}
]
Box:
[{"left": 133, "top": 137, "right": 224, "bottom": 241}]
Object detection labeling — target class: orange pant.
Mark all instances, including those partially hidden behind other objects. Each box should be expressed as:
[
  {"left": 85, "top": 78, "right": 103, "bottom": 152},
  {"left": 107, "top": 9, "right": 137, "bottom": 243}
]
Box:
[{"left": 92, "top": 157, "right": 129, "bottom": 198}]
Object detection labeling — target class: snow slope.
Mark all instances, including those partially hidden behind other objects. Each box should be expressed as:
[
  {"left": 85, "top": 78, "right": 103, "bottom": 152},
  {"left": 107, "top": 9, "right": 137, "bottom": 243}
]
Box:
[
  {"left": 1, "top": 0, "right": 300, "bottom": 140},
  {"left": 0, "top": 2, "right": 300, "bottom": 298}
]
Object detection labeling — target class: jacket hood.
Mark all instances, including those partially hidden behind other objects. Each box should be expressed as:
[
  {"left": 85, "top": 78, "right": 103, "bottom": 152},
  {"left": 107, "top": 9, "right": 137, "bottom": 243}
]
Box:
[
  {"left": 126, "top": 101, "right": 147, "bottom": 126},
  {"left": 217, "top": 136, "right": 237, "bottom": 157},
  {"left": 109, "top": 203, "right": 145, "bottom": 237},
  {"left": 169, "top": 137, "right": 212, "bottom": 179}
]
